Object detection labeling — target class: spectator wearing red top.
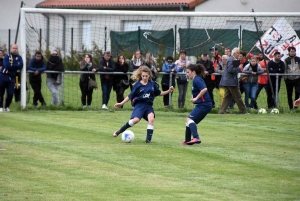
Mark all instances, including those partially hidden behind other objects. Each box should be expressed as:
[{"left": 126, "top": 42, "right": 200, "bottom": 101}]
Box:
[{"left": 255, "top": 53, "right": 269, "bottom": 108}]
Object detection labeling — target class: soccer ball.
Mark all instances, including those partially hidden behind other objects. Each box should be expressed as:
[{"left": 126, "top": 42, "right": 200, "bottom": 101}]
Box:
[
  {"left": 122, "top": 130, "right": 135, "bottom": 143},
  {"left": 270, "top": 108, "right": 280, "bottom": 114},
  {"left": 258, "top": 108, "right": 267, "bottom": 114}
]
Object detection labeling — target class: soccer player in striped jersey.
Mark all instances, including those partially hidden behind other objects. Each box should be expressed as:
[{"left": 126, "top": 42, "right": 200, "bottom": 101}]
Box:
[
  {"left": 113, "top": 66, "right": 174, "bottom": 143},
  {"left": 183, "top": 64, "right": 212, "bottom": 145}
]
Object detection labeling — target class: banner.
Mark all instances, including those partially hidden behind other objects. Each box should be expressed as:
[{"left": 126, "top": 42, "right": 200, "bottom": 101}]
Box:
[{"left": 256, "top": 17, "right": 300, "bottom": 60}]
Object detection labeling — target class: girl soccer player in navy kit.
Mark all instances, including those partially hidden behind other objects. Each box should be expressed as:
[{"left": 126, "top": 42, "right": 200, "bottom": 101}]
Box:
[
  {"left": 183, "top": 64, "right": 212, "bottom": 145},
  {"left": 113, "top": 66, "right": 174, "bottom": 143}
]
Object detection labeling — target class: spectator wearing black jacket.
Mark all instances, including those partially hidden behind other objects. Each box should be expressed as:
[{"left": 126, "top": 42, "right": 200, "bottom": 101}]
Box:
[
  {"left": 267, "top": 51, "right": 285, "bottom": 108},
  {"left": 79, "top": 54, "right": 97, "bottom": 109},
  {"left": 27, "top": 51, "right": 47, "bottom": 106},
  {"left": 46, "top": 50, "right": 65, "bottom": 105},
  {"left": 196, "top": 53, "right": 215, "bottom": 107},
  {"left": 98, "top": 51, "right": 115, "bottom": 109},
  {"left": 113, "top": 55, "right": 129, "bottom": 108}
]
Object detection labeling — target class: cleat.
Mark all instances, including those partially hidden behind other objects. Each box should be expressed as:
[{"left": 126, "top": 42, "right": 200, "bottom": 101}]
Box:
[
  {"left": 181, "top": 141, "right": 188, "bottom": 145},
  {"left": 113, "top": 130, "right": 119, "bottom": 137},
  {"left": 186, "top": 138, "right": 201, "bottom": 145},
  {"left": 146, "top": 140, "right": 152, "bottom": 143}
]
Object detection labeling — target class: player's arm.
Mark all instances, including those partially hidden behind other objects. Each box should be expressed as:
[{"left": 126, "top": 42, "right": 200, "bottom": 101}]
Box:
[
  {"left": 160, "top": 86, "right": 174, "bottom": 96},
  {"left": 190, "top": 88, "right": 207, "bottom": 103},
  {"left": 114, "top": 96, "right": 130, "bottom": 108}
]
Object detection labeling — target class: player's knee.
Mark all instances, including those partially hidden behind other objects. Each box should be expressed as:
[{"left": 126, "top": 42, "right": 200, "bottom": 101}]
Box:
[
  {"left": 186, "top": 119, "right": 195, "bottom": 126},
  {"left": 131, "top": 118, "right": 140, "bottom": 125}
]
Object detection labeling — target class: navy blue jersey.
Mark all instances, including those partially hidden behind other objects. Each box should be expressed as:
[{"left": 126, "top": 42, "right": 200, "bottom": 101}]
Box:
[
  {"left": 128, "top": 81, "right": 161, "bottom": 106},
  {"left": 192, "top": 76, "right": 211, "bottom": 104}
]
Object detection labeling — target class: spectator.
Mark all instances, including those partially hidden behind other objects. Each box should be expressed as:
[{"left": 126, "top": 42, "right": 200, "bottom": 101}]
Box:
[
  {"left": 113, "top": 55, "right": 129, "bottom": 108},
  {"left": 216, "top": 55, "right": 229, "bottom": 106},
  {"left": 129, "top": 50, "right": 145, "bottom": 90},
  {"left": 46, "top": 50, "right": 64, "bottom": 105},
  {"left": 161, "top": 56, "right": 177, "bottom": 107},
  {"left": 145, "top": 52, "right": 160, "bottom": 84},
  {"left": 175, "top": 50, "right": 190, "bottom": 108},
  {"left": 113, "top": 66, "right": 174, "bottom": 143},
  {"left": 225, "top": 48, "right": 231, "bottom": 57},
  {"left": 79, "top": 54, "right": 97, "bottom": 109},
  {"left": 218, "top": 47, "right": 248, "bottom": 114},
  {"left": 255, "top": 56, "right": 269, "bottom": 109},
  {"left": 242, "top": 57, "right": 264, "bottom": 109},
  {"left": 284, "top": 46, "right": 300, "bottom": 110},
  {"left": 0, "top": 44, "right": 23, "bottom": 112},
  {"left": 267, "top": 51, "right": 285, "bottom": 109},
  {"left": 196, "top": 53, "right": 215, "bottom": 108},
  {"left": 27, "top": 51, "right": 47, "bottom": 107},
  {"left": 98, "top": 51, "right": 115, "bottom": 109},
  {"left": 238, "top": 51, "right": 249, "bottom": 95}
]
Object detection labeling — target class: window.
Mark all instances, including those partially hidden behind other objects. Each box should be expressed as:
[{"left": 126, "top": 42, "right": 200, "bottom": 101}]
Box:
[
  {"left": 122, "top": 20, "right": 151, "bottom": 31},
  {"left": 81, "top": 21, "right": 91, "bottom": 49}
]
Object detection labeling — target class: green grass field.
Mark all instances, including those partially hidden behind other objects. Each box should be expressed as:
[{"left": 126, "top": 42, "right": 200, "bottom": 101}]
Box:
[{"left": 0, "top": 110, "right": 299, "bottom": 201}]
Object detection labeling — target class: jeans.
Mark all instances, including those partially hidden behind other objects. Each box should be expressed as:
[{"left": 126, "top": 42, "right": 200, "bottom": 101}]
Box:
[
  {"left": 101, "top": 79, "right": 113, "bottom": 105},
  {"left": 46, "top": 77, "right": 60, "bottom": 105},
  {"left": 177, "top": 82, "right": 188, "bottom": 108},
  {"left": 243, "top": 82, "right": 258, "bottom": 108},
  {"left": 0, "top": 74, "right": 15, "bottom": 108}
]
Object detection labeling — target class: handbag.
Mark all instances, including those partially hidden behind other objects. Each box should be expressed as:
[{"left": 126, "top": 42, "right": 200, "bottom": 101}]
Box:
[
  {"left": 88, "top": 78, "right": 98, "bottom": 89},
  {"left": 176, "top": 73, "right": 188, "bottom": 84},
  {"left": 240, "top": 76, "right": 248, "bottom": 83},
  {"left": 121, "top": 79, "right": 129, "bottom": 89}
]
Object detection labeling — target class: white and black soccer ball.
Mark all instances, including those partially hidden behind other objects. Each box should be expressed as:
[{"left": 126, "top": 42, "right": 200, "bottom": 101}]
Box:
[
  {"left": 258, "top": 108, "right": 267, "bottom": 114},
  {"left": 122, "top": 130, "right": 135, "bottom": 143},
  {"left": 270, "top": 108, "right": 280, "bottom": 114}
]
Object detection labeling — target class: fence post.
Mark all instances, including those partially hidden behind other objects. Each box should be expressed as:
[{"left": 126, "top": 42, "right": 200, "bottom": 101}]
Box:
[
  {"left": 275, "top": 74, "right": 279, "bottom": 108},
  {"left": 174, "top": 25, "right": 177, "bottom": 59},
  {"left": 71, "top": 27, "right": 73, "bottom": 58},
  {"left": 39, "top": 28, "right": 42, "bottom": 51},
  {"left": 168, "top": 73, "right": 173, "bottom": 106},
  {"left": 104, "top": 26, "right": 107, "bottom": 51},
  {"left": 61, "top": 72, "right": 65, "bottom": 106},
  {"left": 138, "top": 26, "right": 141, "bottom": 50}
]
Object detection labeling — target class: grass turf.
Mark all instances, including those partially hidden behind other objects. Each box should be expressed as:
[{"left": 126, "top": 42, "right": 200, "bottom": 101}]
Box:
[{"left": 0, "top": 110, "right": 299, "bottom": 200}]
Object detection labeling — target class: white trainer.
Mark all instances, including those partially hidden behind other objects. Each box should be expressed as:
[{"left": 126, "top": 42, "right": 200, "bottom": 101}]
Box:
[
  {"left": 0, "top": 108, "right": 3, "bottom": 112},
  {"left": 5, "top": 108, "right": 10, "bottom": 112},
  {"left": 102, "top": 104, "right": 108, "bottom": 109}
]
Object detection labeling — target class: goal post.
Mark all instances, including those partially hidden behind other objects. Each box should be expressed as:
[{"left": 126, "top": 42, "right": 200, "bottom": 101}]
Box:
[{"left": 20, "top": 8, "right": 300, "bottom": 109}]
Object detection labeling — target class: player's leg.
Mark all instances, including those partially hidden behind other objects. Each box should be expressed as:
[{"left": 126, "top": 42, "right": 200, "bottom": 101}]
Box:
[{"left": 145, "top": 112, "right": 155, "bottom": 143}]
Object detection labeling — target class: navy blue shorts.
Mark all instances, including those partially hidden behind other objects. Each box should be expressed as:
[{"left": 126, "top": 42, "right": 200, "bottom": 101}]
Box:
[
  {"left": 130, "top": 103, "right": 155, "bottom": 121},
  {"left": 188, "top": 102, "right": 212, "bottom": 124}
]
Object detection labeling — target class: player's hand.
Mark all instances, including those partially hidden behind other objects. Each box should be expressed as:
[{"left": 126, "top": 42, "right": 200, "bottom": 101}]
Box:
[
  {"left": 169, "top": 86, "right": 174, "bottom": 93},
  {"left": 114, "top": 103, "right": 123, "bottom": 108},
  {"left": 190, "top": 98, "right": 197, "bottom": 103}
]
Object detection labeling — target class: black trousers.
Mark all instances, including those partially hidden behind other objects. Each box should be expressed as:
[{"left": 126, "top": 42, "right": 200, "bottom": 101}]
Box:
[
  {"left": 80, "top": 82, "right": 94, "bottom": 106},
  {"left": 115, "top": 85, "right": 127, "bottom": 108},
  {"left": 162, "top": 84, "right": 173, "bottom": 106},
  {"left": 285, "top": 78, "right": 300, "bottom": 109},
  {"left": 266, "top": 77, "right": 282, "bottom": 109},
  {"left": 30, "top": 79, "right": 45, "bottom": 106},
  {"left": 204, "top": 79, "right": 215, "bottom": 106}
]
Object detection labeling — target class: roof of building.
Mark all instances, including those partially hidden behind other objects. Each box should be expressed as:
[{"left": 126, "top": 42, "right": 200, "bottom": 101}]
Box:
[{"left": 36, "top": 0, "right": 206, "bottom": 10}]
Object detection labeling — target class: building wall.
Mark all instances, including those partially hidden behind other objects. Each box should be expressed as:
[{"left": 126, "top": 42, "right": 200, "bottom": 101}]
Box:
[{"left": 195, "top": 0, "right": 300, "bottom": 12}]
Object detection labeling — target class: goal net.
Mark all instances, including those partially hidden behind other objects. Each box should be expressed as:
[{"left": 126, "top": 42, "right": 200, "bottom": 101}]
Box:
[{"left": 20, "top": 8, "right": 300, "bottom": 110}]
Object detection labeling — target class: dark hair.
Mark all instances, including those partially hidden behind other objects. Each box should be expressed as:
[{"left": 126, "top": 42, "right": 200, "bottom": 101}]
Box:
[
  {"left": 187, "top": 64, "right": 205, "bottom": 77},
  {"left": 240, "top": 51, "right": 246, "bottom": 57},
  {"left": 180, "top": 50, "right": 187, "bottom": 55},
  {"left": 288, "top": 46, "right": 296, "bottom": 52},
  {"left": 86, "top": 54, "right": 93, "bottom": 62},
  {"left": 117, "top": 54, "right": 126, "bottom": 64},
  {"left": 166, "top": 56, "right": 174, "bottom": 62},
  {"left": 135, "top": 49, "right": 143, "bottom": 55},
  {"left": 35, "top": 51, "right": 42, "bottom": 56},
  {"left": 274, "top": 51, "right": 281, "bottom": 56}
]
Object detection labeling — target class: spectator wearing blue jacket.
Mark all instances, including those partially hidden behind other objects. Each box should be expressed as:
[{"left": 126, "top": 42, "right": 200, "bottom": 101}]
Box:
[
  {"left": 0, "top": 44, "right": 23, "bottom": 112},
  {"left": 161, "top": 56, "right": 177, "bottom": 106},
  {"left": 27, "top": 51, "right": 47, "bottom": 107}
]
